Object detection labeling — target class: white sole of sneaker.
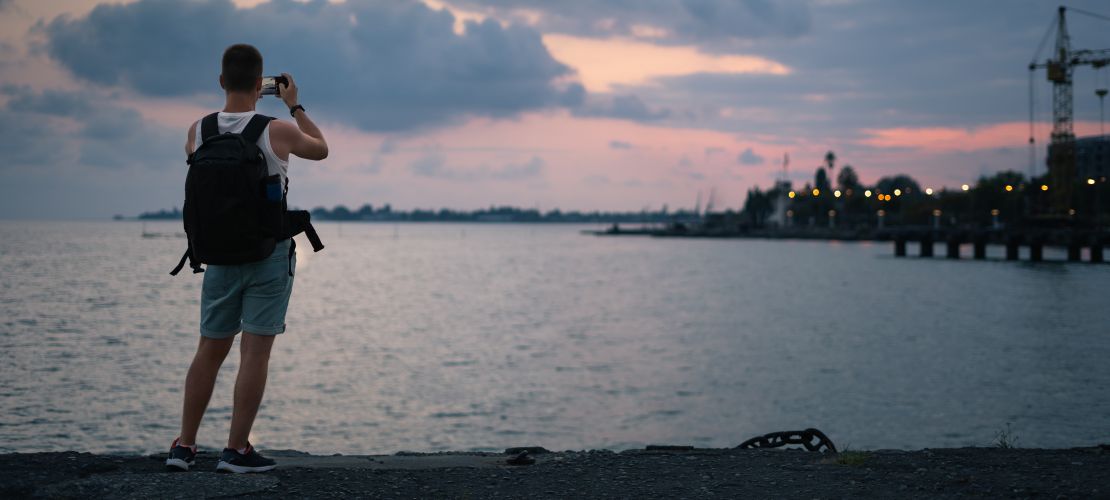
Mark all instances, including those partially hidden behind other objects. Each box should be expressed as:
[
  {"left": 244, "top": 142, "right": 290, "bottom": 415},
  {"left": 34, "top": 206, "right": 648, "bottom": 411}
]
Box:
[
  {"left": 165, "top": 458, "right": 193, "bottom": 471},
  {"left": 216, "top": 461, "right": 276, "bottom": 473}
]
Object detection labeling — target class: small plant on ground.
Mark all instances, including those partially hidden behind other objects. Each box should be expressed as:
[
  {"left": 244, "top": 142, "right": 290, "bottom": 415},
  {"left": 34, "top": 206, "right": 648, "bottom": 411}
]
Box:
[
  {"left": 994, "top": 423, "right": 1019, "bottom": 449},
  {"left": 821, "top": 445, "right": 870, "bottom": 466}
]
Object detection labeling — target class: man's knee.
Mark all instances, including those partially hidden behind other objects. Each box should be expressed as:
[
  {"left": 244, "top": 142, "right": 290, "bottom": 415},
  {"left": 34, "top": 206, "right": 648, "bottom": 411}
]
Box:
[
  {"left": 240, "top": 332, "right": 275, "bottom": 359},
  {"left": 196, "top": 336, "right": 234, "bottom": 360}
]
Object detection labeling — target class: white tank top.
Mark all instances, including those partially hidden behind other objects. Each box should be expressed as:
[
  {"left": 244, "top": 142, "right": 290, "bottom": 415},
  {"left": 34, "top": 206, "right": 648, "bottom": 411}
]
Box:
[{"left": 191, "top": 111, "right": 289, "bottom": 185}]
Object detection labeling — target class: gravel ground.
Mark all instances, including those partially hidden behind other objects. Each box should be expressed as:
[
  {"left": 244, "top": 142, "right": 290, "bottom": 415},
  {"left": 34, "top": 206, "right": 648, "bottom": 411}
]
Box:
[{"left": 2, "top": 446, "right": 1109, "bottom": 499}]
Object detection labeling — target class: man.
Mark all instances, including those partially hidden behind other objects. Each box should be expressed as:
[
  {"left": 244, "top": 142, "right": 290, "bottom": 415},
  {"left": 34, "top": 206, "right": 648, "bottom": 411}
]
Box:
[{"left": 166, "top": 44, "right": 328, "bottom": 473}]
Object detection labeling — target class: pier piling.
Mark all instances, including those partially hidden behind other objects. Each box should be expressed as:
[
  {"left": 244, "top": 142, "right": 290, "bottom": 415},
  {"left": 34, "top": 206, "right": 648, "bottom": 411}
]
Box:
[
  {"left": 1005, "top": 235, "right": 1022, "bottom": 261},
  {"left": 946, "top": 234, "right": 961, "bottom": 259},
  {"left": 1030, "top": 235, "right": 1044, "bottom": 262},
  {"left": 920, "top": 234, "right": 933, "bottom": 257},
  {"left": 894, "top": 237, "right": 906, "bottom": 257},
  {"left": 1092, "top": 238, "right": 1104, "bottom": 263},
  {"left": 1068, "top": 235, "right": 1082, "bottom": 262},
  {"left": 973, "top": 234, "right": 987, "bottom": 260}
]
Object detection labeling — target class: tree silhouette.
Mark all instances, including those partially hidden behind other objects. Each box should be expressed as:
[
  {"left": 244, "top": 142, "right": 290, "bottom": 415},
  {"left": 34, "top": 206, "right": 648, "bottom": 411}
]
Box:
[
  {"left": 824, "top": 150, "right": 837, "bottom": 179},
  {"left": 815, "top": 167, "right": 831, "bottom": 192},
  {"left": 837, "top": 165, "right": 860, "bottom": 191}
]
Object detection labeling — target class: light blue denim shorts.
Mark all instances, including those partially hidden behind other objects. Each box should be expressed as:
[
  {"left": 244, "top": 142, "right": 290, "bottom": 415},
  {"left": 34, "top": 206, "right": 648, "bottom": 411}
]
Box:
[{"left": 200, "top": 239, "right": 295, "bottom": 338}]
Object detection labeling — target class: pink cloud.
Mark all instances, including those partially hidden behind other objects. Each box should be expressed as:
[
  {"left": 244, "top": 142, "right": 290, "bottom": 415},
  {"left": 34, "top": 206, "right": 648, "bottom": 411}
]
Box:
[{"left": 860, "top": 121, "right": 1105, "bottom": 152}]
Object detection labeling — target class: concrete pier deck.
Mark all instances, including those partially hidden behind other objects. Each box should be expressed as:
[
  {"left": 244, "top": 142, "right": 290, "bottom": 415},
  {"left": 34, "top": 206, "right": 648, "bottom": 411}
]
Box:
[{"left": 3, "top": 446, "right": 1109, "bottom": 498}]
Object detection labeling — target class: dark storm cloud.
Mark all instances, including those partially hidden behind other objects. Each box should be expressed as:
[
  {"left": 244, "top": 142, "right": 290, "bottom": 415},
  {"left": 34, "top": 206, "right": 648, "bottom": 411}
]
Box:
[
  {"left": 2, "top": 85, "right": 94, "bottom": 116},
  {"left": 454, "top": 0, "right": 811, "bottom": 48},
  {"left": 598, "top": 0, "right": 1110, "bottom": 142},
  {"left": 39, "top": 0, "right": 583, "bottom": 132},
  {"left": 0, "top": 85, "right": 178, "bottom": 170}
]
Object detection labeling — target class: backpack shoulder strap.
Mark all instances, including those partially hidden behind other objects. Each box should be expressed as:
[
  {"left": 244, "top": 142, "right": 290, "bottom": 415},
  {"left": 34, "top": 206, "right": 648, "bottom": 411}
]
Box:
[
  {"left": 200, "top": 112, "right": 220, "bottom": 141},
  {"left": 241, "top": 114, "right": 275, "bottom": 144}
]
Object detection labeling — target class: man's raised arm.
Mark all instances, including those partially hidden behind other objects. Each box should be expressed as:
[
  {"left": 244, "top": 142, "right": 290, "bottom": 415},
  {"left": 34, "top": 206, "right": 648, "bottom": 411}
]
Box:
[{"left": 276, "top": 72, "right": 328, "bottom": 161}]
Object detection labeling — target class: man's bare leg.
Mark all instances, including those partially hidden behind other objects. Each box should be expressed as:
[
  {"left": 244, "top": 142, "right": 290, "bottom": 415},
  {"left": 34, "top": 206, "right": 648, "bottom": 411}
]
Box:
[
  {"left": 179, "top": 336, "right": 235, "bottom": 445},
  {"left": 227, "top": 332, "right": 275, "bottom": 449}
]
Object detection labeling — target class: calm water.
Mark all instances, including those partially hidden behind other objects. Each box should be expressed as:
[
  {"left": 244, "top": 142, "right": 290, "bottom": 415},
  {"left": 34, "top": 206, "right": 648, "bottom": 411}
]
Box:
[{"left": 1, "top": 220, "right": 1108, "bottom": 455}]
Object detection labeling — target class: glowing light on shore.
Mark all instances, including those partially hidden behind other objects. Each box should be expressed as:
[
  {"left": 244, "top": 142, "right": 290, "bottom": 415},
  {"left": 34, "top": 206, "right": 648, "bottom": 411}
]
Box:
[
  {"left": 894, "top": 189, "right": 902, "bottom": 196},
  {"left": 812, "top": 188, "right": 820, "bottom": 196},
  {"left": 1005, "top": 185, "right": 1013, "bottom": 192},
  {"left": 925, "top": 187, "right": 934, "bottom": 195},
  {"left": 961, "top": 184, "right": 970, "bottom": 191},
  {"left": 1088, "top": 178, "right": 1097, "bottom": 185},
  {"left": 864, "top": 190, "right": 872, "bottom": 197},
  {"left": 834, "top": 190, "right": 842, "bottom": 198},
  {"left": 788, "top": 191, "right": 796, "bottom": 199},
  {"left": 1041, "top": 184, "right": 1049, "bottom": 191}
]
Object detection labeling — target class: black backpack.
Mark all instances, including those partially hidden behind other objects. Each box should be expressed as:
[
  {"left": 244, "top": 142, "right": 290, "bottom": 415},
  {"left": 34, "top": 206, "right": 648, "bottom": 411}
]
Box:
[{"left": 171, "top": 112, "right": 323, "bottom": 276}]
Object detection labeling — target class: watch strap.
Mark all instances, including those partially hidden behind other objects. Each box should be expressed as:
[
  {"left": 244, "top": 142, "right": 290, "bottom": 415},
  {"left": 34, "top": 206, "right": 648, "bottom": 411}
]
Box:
[{"left": 289, "top": 104, "right": 305, "bottom": 117}]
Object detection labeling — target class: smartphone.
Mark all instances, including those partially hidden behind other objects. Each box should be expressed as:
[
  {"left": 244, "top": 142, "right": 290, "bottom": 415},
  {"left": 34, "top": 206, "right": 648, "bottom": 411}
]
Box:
[{"left": 260, "top": 75, "right": 288, "bottom": 96}]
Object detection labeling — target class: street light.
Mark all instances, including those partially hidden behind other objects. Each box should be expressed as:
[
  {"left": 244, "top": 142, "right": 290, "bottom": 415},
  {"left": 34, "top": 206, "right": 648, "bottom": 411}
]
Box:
[
  {"left": 864, "top": 190, "right": 872, "bottom": 197},
  {"left": 961, "top": 184, "right": 970, "bottom": 191},
  {"left": 925, "top": 187, "right": 934, "bottom": 195},
  {"left": 812, "top": 188, "right": 820, "bottom": 196}
]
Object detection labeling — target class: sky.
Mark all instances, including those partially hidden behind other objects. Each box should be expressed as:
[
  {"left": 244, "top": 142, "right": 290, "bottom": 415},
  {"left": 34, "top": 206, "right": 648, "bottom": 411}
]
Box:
[{"left": 2, "top": 0, "right": 1110, "bottom": 218}]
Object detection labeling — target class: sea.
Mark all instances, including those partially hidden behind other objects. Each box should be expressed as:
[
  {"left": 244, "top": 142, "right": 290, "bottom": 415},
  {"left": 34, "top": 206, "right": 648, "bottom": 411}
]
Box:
[{"left": 1, "top": 220, "right": 1108, "bottom": 455}]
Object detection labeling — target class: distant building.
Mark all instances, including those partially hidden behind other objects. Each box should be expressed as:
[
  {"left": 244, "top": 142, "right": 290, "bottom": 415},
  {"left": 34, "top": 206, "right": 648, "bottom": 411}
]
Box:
[{"left": 1076, "top": 135, "right": 1109, "bottom": 180}]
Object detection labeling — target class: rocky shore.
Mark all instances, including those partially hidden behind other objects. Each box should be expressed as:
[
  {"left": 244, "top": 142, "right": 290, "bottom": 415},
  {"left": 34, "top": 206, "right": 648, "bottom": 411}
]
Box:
[{"left": 3, "top": 446, "right": 1109, "bottom": 498}]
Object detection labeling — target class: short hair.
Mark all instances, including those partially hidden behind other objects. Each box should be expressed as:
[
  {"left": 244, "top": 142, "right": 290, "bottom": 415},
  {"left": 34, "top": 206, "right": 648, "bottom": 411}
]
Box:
[{"left": 221, "top": 44, "right": 263, "bottom": 92}]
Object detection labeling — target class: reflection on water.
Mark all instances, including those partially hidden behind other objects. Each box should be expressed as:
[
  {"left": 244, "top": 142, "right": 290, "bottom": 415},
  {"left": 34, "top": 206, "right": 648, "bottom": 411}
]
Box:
[{"left": 1, "top": 220, "right": 1108, "bottom": 454}]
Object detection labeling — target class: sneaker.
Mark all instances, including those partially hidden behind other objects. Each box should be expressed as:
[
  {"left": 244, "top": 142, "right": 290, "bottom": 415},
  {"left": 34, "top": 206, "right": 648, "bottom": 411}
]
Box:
[
  {"left": 165, "top": 438, "right": 197, "bottom": 472},
  {"left": 216, "top": 443, "right": 276, "bottom": 473}
]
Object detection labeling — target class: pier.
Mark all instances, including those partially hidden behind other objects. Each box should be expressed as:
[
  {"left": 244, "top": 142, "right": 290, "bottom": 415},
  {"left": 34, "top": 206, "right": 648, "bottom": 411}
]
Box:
[{"left": 887, "top": 229, "right": 1106, "bottom": 263}]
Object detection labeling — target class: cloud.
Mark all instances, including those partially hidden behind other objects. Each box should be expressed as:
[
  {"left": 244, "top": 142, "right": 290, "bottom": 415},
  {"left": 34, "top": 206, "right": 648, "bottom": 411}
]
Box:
[
  {"left": 39, "top": 0, "right": 584, "bottom": 132},
  {"left": 609, "top": 140, "right": 633, "bottom": 149},
  {"left": 362, "top": 138, "right": 398, "bottom": 174},
  {"left": 452, "top": 0, "right": 812, "bottom": 48},
  {"left": 575, "top": 94, "right": 670, "bottom": 122},
  {"left": 737, "top": 147, "right": 764, "bottom": 165},
  {"left": 542, "top": 33, "right": 791, "bottom": 92},
  {"left": 704, "top": 146, "right": 725, "bottom": 156},
  {"left": 409, "top": 153, "right": 545, "bottom": 181},
  {"left": 0, "top": 85, "right": 178, "bottom": 170}
]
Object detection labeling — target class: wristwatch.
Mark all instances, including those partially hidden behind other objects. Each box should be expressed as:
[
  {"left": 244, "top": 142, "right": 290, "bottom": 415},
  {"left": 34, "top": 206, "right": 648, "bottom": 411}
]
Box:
[{"left": 289, "top": 104, "right": 305, "bottom": 117}]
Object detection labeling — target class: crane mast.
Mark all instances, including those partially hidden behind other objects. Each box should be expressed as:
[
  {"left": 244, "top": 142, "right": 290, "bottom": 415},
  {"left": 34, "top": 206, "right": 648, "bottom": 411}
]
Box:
[{"left": 1030, "top": 6, "right": 1110, "bottom": 213}]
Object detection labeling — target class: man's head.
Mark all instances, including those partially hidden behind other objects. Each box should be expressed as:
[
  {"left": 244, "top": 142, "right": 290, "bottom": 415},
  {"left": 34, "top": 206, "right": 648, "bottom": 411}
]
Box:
[{"left": 220, "top": 44, "right": 263, "bottom": 95}]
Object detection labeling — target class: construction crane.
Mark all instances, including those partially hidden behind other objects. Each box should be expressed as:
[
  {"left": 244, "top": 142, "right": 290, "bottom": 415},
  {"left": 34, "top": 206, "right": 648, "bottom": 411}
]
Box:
[{"left": 1029, "top": 5, "right": 1110, "bottom": 213}]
